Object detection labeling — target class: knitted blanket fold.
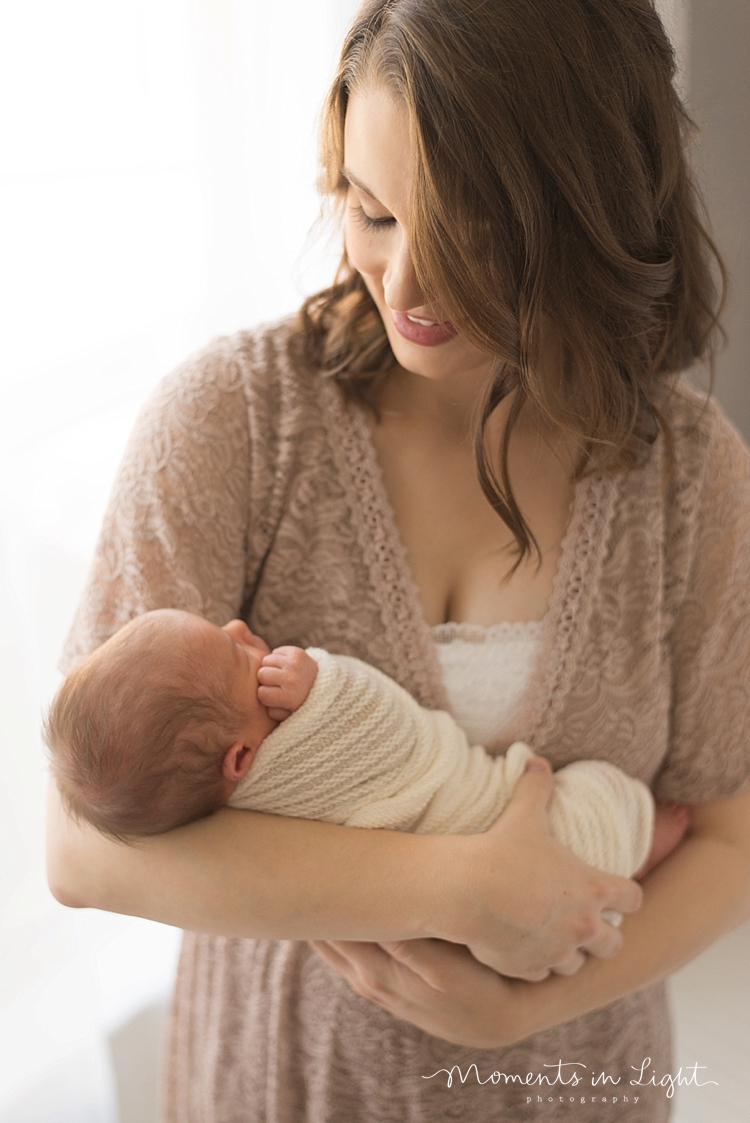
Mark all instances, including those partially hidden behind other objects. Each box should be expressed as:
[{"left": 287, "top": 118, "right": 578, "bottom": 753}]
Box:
[{"left": 230, "top": 649, "right": 654, "bottom": 879}]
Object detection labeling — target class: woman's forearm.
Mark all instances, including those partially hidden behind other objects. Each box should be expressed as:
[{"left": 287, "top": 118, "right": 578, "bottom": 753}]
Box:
[
  {"left": 46, "top": 777, "right": 461, "bottom": 940},
  {"left": 515, "top": 792, "right": 750, "bottom": 1037},
  {"left": 47, "top": 765, "right": 643, "bottom": 977}
]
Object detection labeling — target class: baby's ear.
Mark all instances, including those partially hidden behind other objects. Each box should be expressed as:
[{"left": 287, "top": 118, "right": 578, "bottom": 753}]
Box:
[{"left": 222, "top": 739, "right": 256, "bottom": 783}]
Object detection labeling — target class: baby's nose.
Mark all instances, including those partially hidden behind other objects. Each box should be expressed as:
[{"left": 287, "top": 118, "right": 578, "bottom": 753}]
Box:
[{"left": 223, "top": 618, "right": 254, "bottom": 643}]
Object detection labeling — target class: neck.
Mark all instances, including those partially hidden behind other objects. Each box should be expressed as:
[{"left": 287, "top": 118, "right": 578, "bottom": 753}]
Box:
[
  {"left": 378, "top": 363, "right": 559, "bottom": 455},
  {"left": 240, "top": 708, "right": 279, "bottom": 758},
  {"left": 378, "top": 363, "right": 493, "bottom": 437},
  {"left": 376, "top": 322, "right": 576, "bottom": 462}
]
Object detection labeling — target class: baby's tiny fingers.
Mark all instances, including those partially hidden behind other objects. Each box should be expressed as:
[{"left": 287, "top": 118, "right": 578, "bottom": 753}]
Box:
[
  {"left": 258, "top": 684, "right": 283, "bottom": 703},
  {"left": 266, "top": 707, "right": 292, "bottom": 721},
  {"left": 258, "top": 666, "right": 284, "bottom": 684}
]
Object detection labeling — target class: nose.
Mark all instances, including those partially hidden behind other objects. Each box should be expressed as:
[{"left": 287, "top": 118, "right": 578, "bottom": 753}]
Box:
[
  {"left": 222, "top": 619, "right": 255, "bottom": 644},
  {"left": 222, "top": 624, "right": 272, "bottom": 655},
  {"left": 222, "top": 618, "right": 271, "bottom": 655},
  {"left": 382, "top": 231, "right": 425, "bottom": 313}
]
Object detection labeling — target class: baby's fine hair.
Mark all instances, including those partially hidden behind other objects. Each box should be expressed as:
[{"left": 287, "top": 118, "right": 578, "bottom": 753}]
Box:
[{"left": 44, "top": 612, "right": 243, "bottom": 841}]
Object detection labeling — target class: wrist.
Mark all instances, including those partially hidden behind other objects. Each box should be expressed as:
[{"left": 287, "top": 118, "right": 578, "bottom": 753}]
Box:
[{"left": 412, "top": 832, "right": 489, "bottom": 943}]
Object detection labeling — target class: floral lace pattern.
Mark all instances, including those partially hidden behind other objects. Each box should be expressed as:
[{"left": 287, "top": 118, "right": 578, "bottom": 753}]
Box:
[{"left": 62, "top": 318, "right": 750, "bottom": 1123}]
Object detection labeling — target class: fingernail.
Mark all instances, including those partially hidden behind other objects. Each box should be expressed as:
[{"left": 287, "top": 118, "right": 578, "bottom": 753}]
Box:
[{"left": 525, "top": 758, "right": 550, "bottom": 772}]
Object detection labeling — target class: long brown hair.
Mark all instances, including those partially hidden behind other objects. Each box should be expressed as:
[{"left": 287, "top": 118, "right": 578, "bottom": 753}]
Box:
[{"left": 300, "top": 0, "right": 725, "bottom": 570}]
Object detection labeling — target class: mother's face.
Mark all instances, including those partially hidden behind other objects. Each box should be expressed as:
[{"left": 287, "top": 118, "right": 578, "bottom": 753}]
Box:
[{"left": 342, "top": 84, "right": 495, "bottom": 385}]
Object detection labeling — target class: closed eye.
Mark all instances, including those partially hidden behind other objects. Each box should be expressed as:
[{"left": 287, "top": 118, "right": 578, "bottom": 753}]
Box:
[{"left": 350, "top": 204, "right": 396, "bottom": 232}]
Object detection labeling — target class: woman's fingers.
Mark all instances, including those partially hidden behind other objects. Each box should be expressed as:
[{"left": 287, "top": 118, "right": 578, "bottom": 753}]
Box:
[
  {"left": 309, "top": 939, "right": 361, "bottom": 977},
  {"left": 607, "top": 873, "right": 644, "bottom": 917},
  {"left": 514, "top": 967, "right": 552, "bottom": 982},
  {"left": 524, "top": 755, "right": 553, "bottom": 775},
  {"left": 509, "top": 757, "right": 554, "bottom": 814},
  {"left": 578, "top": 921, "right": 624, "bottom": 961},
  {"left": 310, "top": 941, "right": 398, "bottom": 1007},
  {"left": 312, "top": 939, "right": 457, "bottom": 1003},
  {"left": 309, "top": 939, "right": 534, "bottom": 1049},
  {"left": 550, "top": 950, "right": 587, "bottom": 977},
  {"left": 376, "top": 938, "right": 479, "bottom": 991}
]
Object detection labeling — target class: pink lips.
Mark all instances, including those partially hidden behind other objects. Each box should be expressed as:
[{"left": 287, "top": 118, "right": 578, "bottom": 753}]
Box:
[{"left": 392, "top": 310, "right": 459, "bottom": 347}]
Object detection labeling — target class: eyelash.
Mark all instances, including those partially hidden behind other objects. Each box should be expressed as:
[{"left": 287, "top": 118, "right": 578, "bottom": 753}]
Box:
[{"left": 350, "top": 204, "right": 395, "bottom": 232}]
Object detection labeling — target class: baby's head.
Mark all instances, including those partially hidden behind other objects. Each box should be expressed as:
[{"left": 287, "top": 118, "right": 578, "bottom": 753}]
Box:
[{"left": 44, "top": 610, "right": 276, "bottom": 841}]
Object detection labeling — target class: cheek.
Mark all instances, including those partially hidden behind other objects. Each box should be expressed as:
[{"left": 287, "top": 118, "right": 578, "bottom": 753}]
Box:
[{"left": 344, "top": 217, "right": 384, "bottom": 285}]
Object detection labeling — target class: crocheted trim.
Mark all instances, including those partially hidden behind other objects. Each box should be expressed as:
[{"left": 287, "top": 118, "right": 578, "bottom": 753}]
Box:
[
  {"left": 507, "top": 471, "right": 621, "bottom": 746},
  {"left": 320, "top": 378, "right": 449, "bottom": 709}
]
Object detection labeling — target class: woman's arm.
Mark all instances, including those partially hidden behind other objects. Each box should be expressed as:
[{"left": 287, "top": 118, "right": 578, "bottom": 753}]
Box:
[
  {"left": 310, "top": 786, "right": 750, "bottom": 1047},
  {"left": 47, "top": 762, "right": 642, "bottom": 975},
  {"left": 46, "top": 776, "right": 440, "bottom": 940}
]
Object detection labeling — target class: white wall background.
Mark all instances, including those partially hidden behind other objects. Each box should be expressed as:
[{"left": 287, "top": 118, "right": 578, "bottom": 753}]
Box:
[
  {"left": 0, "top": 2, "right": 747, "bottom": 1120},
  {"left": 0, "top": 2, "right": 357, "bottom": 1119}
]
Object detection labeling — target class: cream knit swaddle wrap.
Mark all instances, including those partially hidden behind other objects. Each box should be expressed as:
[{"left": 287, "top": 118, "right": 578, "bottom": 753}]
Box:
[{"left": 230, "top": 649, "right": 654, "bottom": 880}]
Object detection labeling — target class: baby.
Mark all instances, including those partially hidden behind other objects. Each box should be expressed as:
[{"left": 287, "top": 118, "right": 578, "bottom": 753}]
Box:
[{"left": 45, "top": 609, "right": 690, "bottom": 890}]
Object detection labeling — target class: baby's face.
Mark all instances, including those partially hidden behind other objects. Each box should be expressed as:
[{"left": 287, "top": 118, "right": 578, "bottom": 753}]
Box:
[{"left": 187, "top": 614, "right": 271, "bottom": 720}]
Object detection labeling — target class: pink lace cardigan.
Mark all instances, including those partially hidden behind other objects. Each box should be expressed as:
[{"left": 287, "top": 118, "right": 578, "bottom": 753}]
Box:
[{"left": 62, "top": 318, "right": 750, "bottom": 1122}]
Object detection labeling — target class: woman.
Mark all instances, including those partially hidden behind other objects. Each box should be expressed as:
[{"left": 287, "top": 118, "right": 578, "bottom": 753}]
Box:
[{"left": 47, "top": 1, "right": 750, "bottom": 1120}]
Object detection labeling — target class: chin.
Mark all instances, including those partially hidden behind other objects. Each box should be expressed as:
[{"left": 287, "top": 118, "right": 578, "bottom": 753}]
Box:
[
  {"left": 391, "top": 344, "right": 457, "bottom": 380},
  {"left": 383, "top": 327, "right": 475, "bottom": 382}
]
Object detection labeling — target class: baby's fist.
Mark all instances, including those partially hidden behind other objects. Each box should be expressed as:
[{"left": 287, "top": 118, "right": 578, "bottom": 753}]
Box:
[{"left": 257, "top": 647, "right": 318, "bottom": 721}]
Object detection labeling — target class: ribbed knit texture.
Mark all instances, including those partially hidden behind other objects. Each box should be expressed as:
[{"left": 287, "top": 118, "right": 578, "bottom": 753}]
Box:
[
  {"left": 230, "top": 648, "right": 654, "bottom": 879},
  {"left": 61, "top": 317, "right": 750, "bottom": 1123}
]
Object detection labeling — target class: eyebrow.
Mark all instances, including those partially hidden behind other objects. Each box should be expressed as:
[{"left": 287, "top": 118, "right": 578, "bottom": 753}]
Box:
[{"left": 341, "top": 167, "right": 379, "bottom": 199}]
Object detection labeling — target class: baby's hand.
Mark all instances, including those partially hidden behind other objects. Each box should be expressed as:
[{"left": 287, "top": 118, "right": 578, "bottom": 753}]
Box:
[
  {"left": 257, "top": 647, "right": 318, "bottom": 721},
  {"left": 634, "top": 801, "right": 692, "bottom": 880}
]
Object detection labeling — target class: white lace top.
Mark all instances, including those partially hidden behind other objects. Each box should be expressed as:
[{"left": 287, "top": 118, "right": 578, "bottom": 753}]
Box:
[{"left": 432, "top": 620, "right": 543, "bottom": 746}]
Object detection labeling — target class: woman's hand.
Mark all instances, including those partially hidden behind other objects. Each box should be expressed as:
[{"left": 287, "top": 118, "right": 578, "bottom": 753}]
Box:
[
  {"left": 440, "top": 757, "right": 643, "bottom": 980},
  {"left": 313, "top": 789, "right": 750, "bottom": 1048},
  {"left": 310, "top": 937, "right": 532, "bottom": 1048},
  {"left": 308, "top": 757, "right": 645, "bottom": 1044}
]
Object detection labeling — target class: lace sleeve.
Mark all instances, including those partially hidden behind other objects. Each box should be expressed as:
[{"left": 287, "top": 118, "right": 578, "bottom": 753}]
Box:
[
  {"left": 654, "top": 401, "right": 750, "bottom": 803},
  {"left": 60, "top": 337, "right": 253, "bottom": 670}
]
